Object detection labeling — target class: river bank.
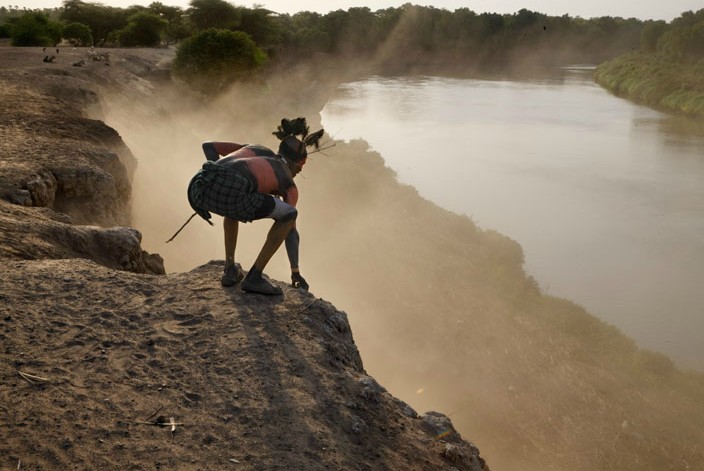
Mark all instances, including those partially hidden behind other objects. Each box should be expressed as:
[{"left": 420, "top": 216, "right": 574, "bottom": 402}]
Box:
[{"left": 595, "top": 51, "right": 704, "bottom": 118}]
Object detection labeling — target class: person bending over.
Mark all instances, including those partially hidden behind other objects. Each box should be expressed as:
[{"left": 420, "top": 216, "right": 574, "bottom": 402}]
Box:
[{"left": 187, "top": 118, "right": 323, "bottom": 295}]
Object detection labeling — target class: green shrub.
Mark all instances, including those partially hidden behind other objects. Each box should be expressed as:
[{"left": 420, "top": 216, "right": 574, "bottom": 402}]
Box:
[
  {"left": 63, "top": 21, "right": 93, "bottom": 46},
  {"left": 172, "top": 28, "right": 267, "bottom": 95},
  {"left": 9, "top": 11, "right": 63, "bottom": 46}
]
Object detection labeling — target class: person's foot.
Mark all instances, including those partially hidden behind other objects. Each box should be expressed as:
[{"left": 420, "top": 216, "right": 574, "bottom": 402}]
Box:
[
  {"left": 241, "top": 268, "right": 282, "bottom": 295},
  {"left": 221, "top": 262, "right": 244, "bottom": 287}
]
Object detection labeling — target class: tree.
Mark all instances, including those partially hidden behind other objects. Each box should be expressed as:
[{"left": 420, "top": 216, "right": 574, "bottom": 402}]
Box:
[
  {"left": 61, "top": 0, "right": 128, "bottom": 45},
  {"left": 686, "top": 20, "right": 704, "bottom": 59},
  {"left": 116, "top": 12, "right": 166, "bottom": 47},
  {"left": 172, "top": 28, "right": 267, "bottom": 94},
  {"left": 63, "top": 21, "right": 92, "bottom": 46},
  {"left": 0, "top": 22, "right": 10, "bottom": 39},
  {"left": 640, "top": 20, "right": 667, "bottom": 52},
  {"left": 187, "top": 0, "right": 239, "bottom": 31},
  {"left": 8, "top": 11, "right": 62, "bottom": 46},
  {"left": 234, "top": 6, "right": 282, "bottom": 50},
  {"left": 148, "top": 2, "right": 190, "bottom": 44},
  {"left": 658, "top": 27, "right": 689, "bottom": 60}
]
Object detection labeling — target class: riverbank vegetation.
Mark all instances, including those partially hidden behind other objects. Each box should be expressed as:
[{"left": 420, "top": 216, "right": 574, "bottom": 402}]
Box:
[
  {"left": 5, "top": 2, "right": 704, "bottom": 102},
  {"left": 2, "top": 1, "right": 647, "bottom": 90},
  {"left": 595, "top": 9, "right": 704, "bottom": 117}
]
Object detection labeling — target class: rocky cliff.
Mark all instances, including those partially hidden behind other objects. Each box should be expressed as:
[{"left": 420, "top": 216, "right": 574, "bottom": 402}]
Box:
[
  {"left": 0, "top": 44, "right": 487, "bottom": 470},
  {"left": 0, "top": 45, "right": 163, "bottom": 274}
]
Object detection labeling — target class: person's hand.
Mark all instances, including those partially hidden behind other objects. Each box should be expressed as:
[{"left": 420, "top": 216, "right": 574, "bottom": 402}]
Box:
[{"left": 291, "top": 272, "right": 309, "bottom": 291}]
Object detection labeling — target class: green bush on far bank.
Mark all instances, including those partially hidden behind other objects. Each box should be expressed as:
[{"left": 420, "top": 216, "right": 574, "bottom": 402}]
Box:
[{"left": 595, "top": 52, "right": 704, "bottom": 117}]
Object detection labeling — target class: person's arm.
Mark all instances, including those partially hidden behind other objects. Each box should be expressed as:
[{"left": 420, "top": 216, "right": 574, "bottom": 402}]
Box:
[
  {"left": 202, "top": 142, "right": 245, "bottom": 161},
  {"left": 285, "top": 228, "right": 308, "bottom": 291},
  {"left": 283, "top": 185, "right": 309, "bottom": 291}
]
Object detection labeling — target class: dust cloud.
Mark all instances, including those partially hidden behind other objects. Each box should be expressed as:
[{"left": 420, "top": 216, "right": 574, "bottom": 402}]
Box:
[{"left": 100, "top": 66, "right": 704, "bottom": 471}]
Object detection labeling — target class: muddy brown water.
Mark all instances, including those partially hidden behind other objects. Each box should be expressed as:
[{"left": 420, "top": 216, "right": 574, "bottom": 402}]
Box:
[{"left": 321, "top": 68, "right": 704, "bottom": 371}]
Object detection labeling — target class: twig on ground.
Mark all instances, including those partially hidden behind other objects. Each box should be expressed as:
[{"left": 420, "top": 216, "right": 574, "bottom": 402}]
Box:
[
  {"left": 293, "top": 298, "right": 318, "bottom": 315},
  {"left": 18, "top": 371, "right": 50, "bottom": 384},
  {"left": 19, "top": 371, "right": 87, "bottom": 389},
  {"left": 145, "top": 405, "right": 163, "bottom": 421},
  {"left": 131, "top": 416, "right": 181, "bottom": 439},
  {"left": 129, "top": 415, "right": 184, "bottom": 431}
]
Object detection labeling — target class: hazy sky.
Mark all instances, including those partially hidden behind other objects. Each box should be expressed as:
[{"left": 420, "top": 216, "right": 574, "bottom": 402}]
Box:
[{"left": 2, "top": 0, "right": 702, "bottom": 22}]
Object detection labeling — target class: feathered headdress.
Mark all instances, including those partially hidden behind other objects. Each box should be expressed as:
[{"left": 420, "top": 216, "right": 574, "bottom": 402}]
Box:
[{"left": 273, "top": 117, "right": 324, "bottom": 151}]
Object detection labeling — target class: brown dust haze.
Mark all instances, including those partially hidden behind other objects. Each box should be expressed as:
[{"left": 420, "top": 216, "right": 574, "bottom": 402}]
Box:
[{"left": 100, "top": 70, "right": 704, "bottom": 471}]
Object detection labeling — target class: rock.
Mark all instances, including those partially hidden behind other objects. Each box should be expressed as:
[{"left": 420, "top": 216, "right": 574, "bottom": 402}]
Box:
[
  {"left": 7, "top": 189, "right": 32, "bottom": 206},
  {"left": 443, "top": 443, "right": 487, "bottom": 471},
  {"left": 358, "top": 375, "right": 385, "bottom": 402},
  {"left": 92, "top": 226, "right": 165, "bottom": 274},
  {"left": 24, "top": 170, "right": 57, "bottom": 207},
  {"left": 421, "top": 411, "right": 462, "bottom": 443}
]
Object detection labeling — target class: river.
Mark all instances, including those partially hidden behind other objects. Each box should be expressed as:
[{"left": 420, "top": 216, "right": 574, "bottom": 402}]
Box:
[{"left": 320, "top": 69, "right": 704, "bottom": 371}]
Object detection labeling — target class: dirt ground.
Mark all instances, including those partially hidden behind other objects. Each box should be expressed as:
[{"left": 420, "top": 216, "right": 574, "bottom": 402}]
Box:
[{"left": 0, "top": 258, "right": 485, "bottom": 470}]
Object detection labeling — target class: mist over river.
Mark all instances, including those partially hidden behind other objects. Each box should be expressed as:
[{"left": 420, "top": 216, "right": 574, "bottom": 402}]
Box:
[{"left": 321, "top": 69, "right": 704, "bottom": 371}]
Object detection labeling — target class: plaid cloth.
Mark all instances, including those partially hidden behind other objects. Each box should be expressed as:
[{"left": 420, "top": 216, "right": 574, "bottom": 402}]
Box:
[{"left": 188, "top": 162, "right": 274, "bottom": 223}]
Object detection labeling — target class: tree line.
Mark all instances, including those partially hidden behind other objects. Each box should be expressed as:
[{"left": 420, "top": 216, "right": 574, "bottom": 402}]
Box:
[
  {"left": 0, "top": 1, "right": 647, "bottom": 58},
  {"left": 1, "top": 1, "right": 702, "bottom": 93}
]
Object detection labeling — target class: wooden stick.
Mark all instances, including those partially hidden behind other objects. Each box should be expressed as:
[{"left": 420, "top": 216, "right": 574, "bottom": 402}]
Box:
[
  {"left": 145, "top": 405, "right": 163, "bottom": 421},
  {"left": 308, "top": 142, "right": 336, "bottom": 155},
  {"left": 131, "top": 420, "right": 184, "bottom": 426},
  {"left": 166, "top": 212, "right": 199, "bottom": 243},
  {"left": 18, "top": 371, "right": 50, "bottom": 383}
]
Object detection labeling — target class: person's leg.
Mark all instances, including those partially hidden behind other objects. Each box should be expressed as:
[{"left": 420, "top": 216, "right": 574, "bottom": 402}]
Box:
[
  {"left": 253, "top": 218, "right": 295, "bottom": 272},
  {"left": 241, "top": 219, "right": 295, "bottom": 295},
  {"left": 242, "top": 199, "right": 297, "bottom": 295},
  {"left": 221, "top": 217, "right": 243, "bottom": 286},
  {"left": 224, "top": 216, "right": 238, "bottom": 265}
]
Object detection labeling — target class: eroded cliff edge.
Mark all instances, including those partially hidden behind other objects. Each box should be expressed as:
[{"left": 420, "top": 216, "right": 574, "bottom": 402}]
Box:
[{"left": 0, "top": 46, "right": 165, "bottom": 274}]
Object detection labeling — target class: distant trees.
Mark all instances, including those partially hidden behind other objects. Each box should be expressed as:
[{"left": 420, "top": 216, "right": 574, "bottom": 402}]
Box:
[
  {"left": 657, "top": 10, "right": 704, "bottom": 61},
  {"left": 1, "top": 1, "right": 701, "bottom": 78},
  {"left": 269, "top": 5, "right": 646, "bottom": 67},
  {"left": 641, "top": 21, "right": 667, "bottom": 52},
  {"left": 60, "top": 0, "right": 128, "bottom": 45},
  {"left": 6, "top": 11, "right": 63, "bottom": 46},
  {"left": 148, "top": 2, "right": 190, "bottom": 44},
  {"left": 632, "top": 9, "right": 704, "bottom": 62}
]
